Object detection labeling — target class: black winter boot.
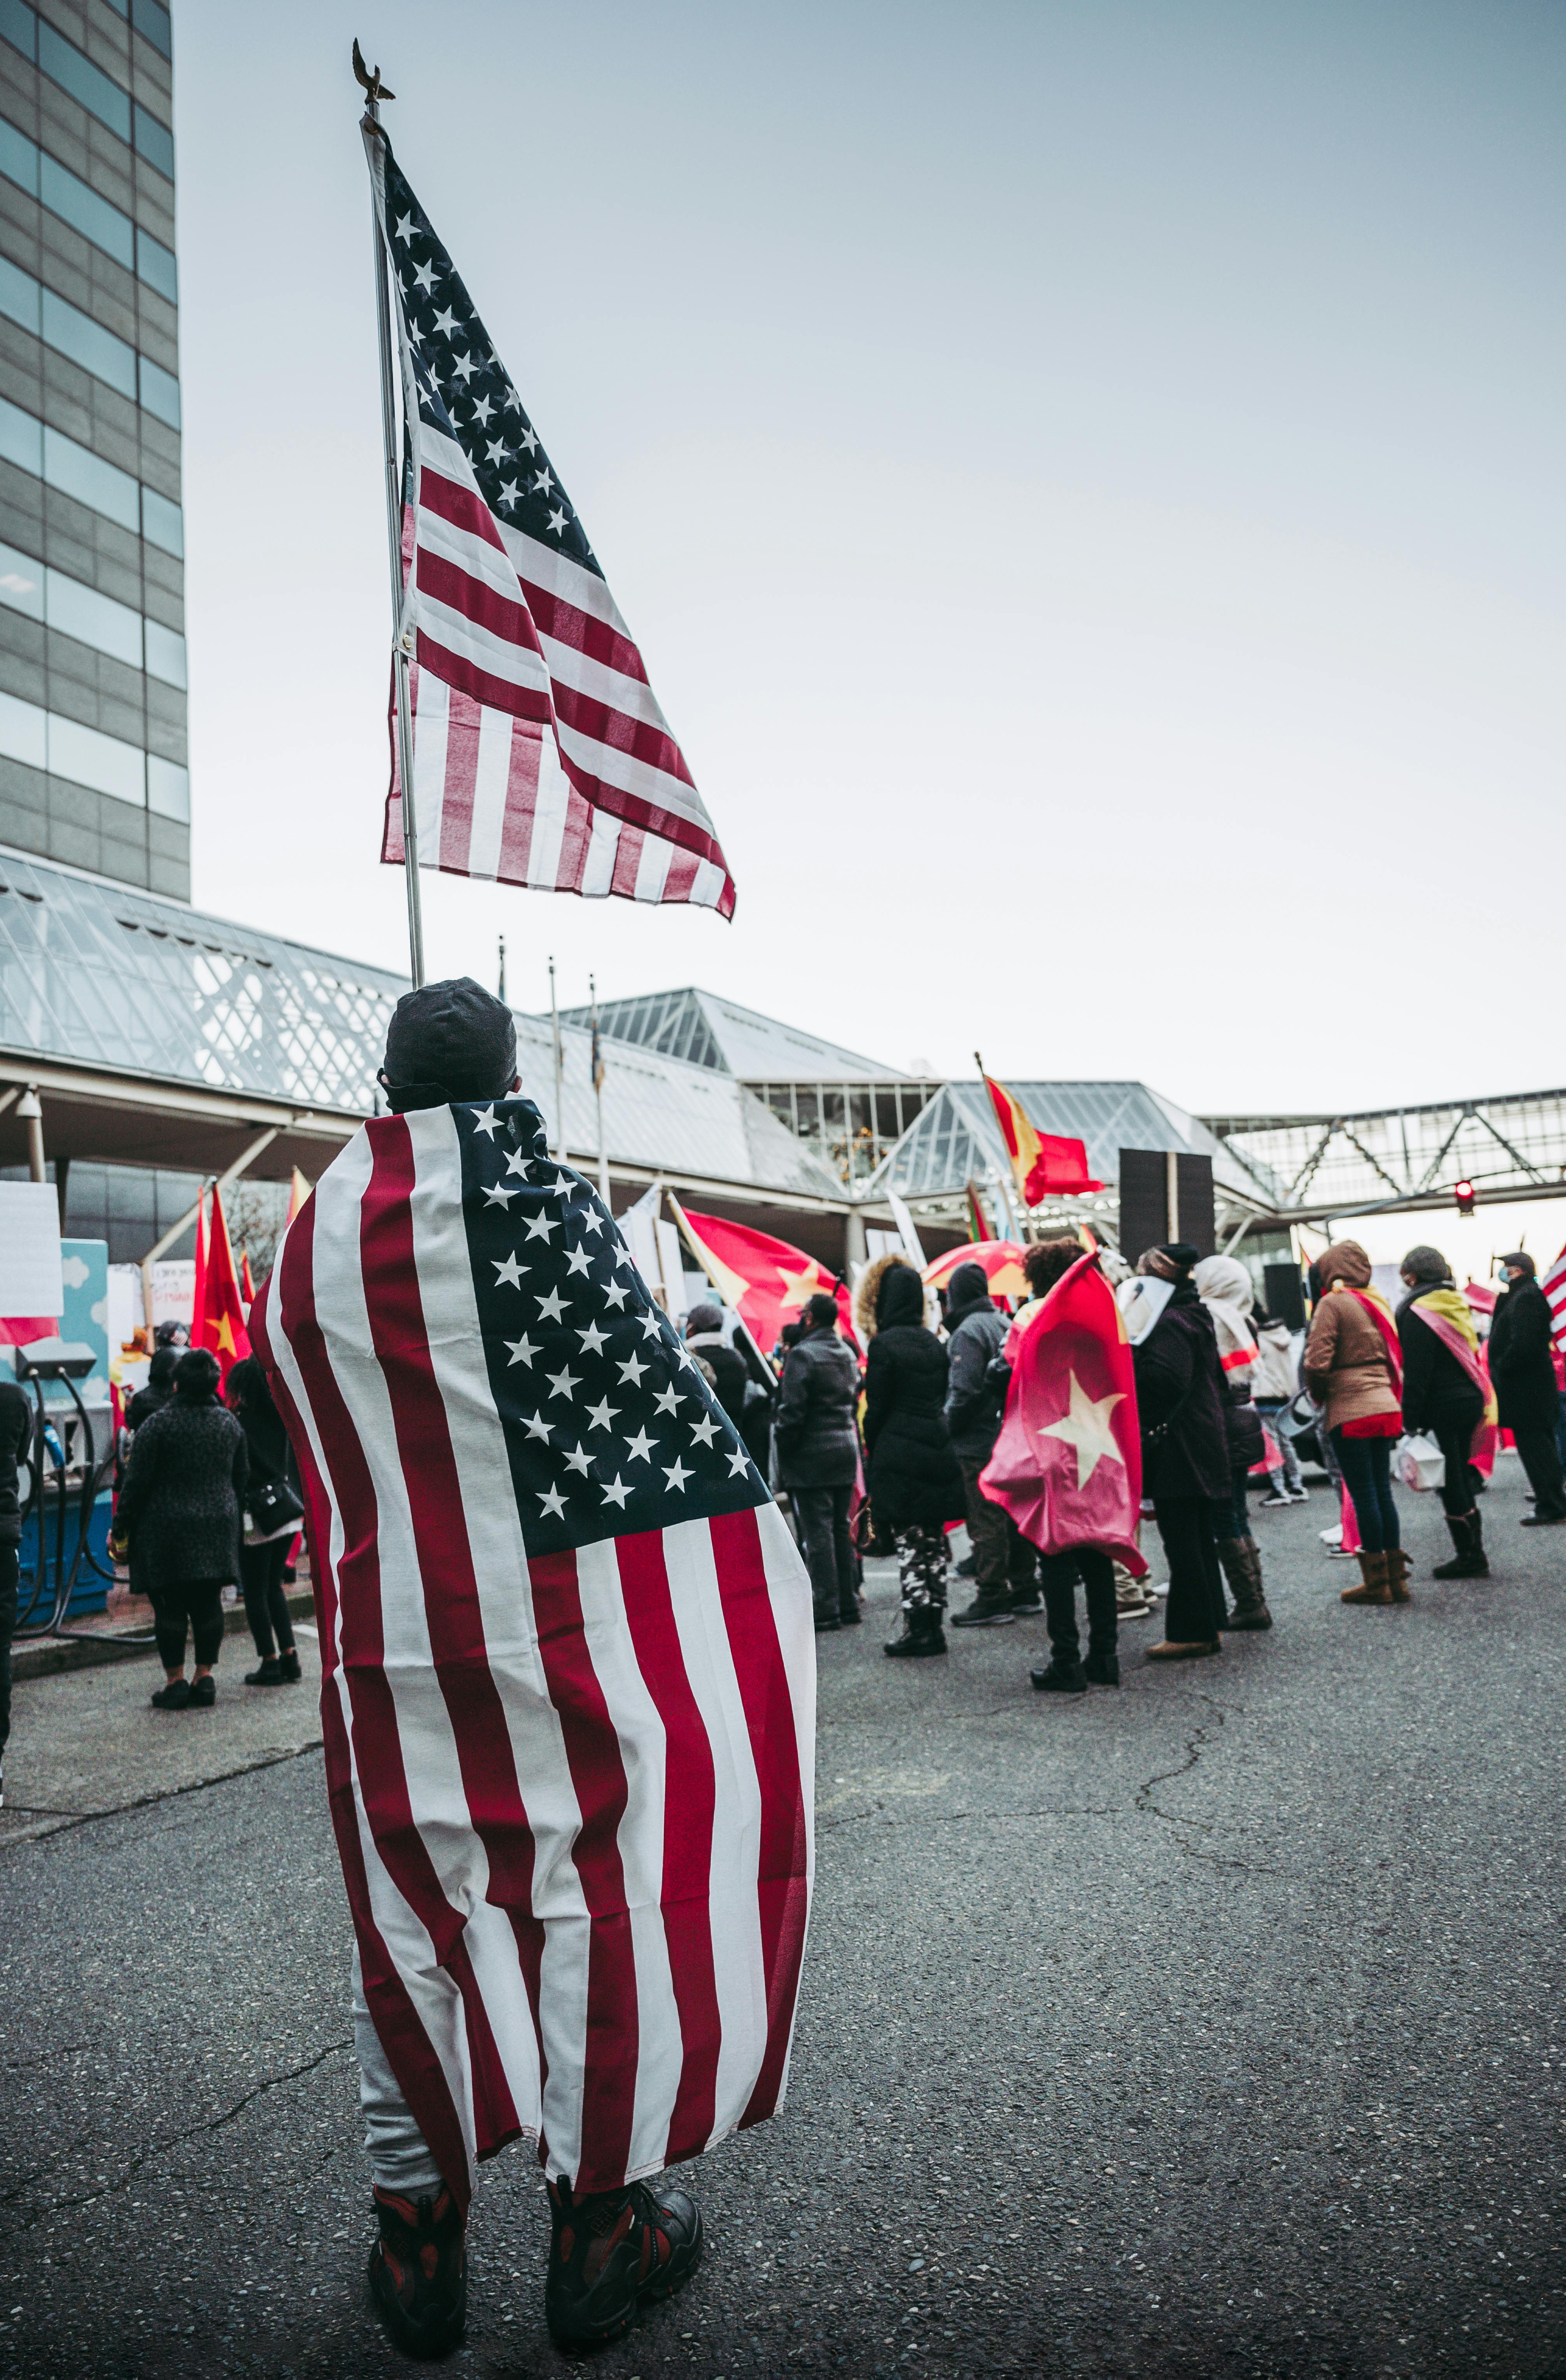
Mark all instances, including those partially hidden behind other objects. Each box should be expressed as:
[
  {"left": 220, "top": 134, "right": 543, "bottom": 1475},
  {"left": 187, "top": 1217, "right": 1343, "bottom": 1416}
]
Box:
[
  {"left": 367, "top": 2183, "right": 467, "bottom": 2359},
  {"left": 1433, "top": 1509, "right": 1489, "bottom": 1578},
  {"left": 1031, "top": 1656, "right": 1087, "bottom": 1693},
  {"left": 885, "top": 1606, "right": 947, "bottom": 1658},
  {"left": 1226, "top": 1537, "right": 1274, "bottom": 1631},
  {"left": 1214, "top": 1537, "right": 1247, "bottom": 1629},
  {"left": 545, "top": 2174, "right": 703, "bottom": 2348}
]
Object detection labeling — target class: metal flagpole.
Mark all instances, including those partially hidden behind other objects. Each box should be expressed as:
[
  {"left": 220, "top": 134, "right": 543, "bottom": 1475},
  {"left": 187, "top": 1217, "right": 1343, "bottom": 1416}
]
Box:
[
  {"left": 548, "top": 954, "right": 564, "bottom": 1159},
  {"left": 356, "top": 46, "right": 425, "bottom": 988},
  {"left": 590, "top": 974, "right": 610, "bottom": 1206}
]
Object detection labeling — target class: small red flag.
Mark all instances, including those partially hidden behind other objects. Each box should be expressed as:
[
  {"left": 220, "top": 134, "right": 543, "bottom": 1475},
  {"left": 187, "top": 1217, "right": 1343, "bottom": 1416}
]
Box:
[
  {"left": 673, "top": 1201, "right": 857, "bottom": 1359},
  {"left": 979, "top": 1251, "right": 1146, "bottom": 1574},
  {"left": 194, "top": 1180, "right": 251, "bottom": 1383},
  {"left": 980, "top": 1068, "right": 1104, "bottom": 1204},
  {"left": 240, "top": 1247, "right": 256, "bottom": 1306}
]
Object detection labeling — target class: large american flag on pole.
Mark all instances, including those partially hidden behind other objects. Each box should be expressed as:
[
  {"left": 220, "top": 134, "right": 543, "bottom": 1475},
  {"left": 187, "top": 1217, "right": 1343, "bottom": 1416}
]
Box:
[
  {"left": 250, "top": 1097, "right": 811, "bottom": 2204},
  {"left": 364, "top": 128, "right": 737, "bottom": 916}
]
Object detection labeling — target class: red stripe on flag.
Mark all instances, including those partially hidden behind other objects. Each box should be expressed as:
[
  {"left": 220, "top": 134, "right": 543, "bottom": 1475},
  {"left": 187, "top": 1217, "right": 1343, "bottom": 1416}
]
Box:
[
  {"left": 360, "top": 1122, "right": 546, "bottom": 2115},
  {"left": 525, "top": 1544, "right": 640, "bottom": 2194},
  {"left": 416, "top": 628, "right": 555, "bottom": 728},
  {"left": 416, "top": 542, "right": 548, "bottom": 662},
  {"left": 519, "top": 573, "right": 651, "bottom": 688},
  {"left": 551, "top": 677, "right": 694, "bottom": 786},
  {"left": 418, "top": 464, "right": 508, "bottom": 554},
  {"left": 614, "top": 1529, "right": 721, "bottom": 2164},
  {"left": 266, "top": 1186, "right": 475, "bottom": 2203},
  {"left": 710, "top": 1508, "right": 808, "bottom": 2129}
]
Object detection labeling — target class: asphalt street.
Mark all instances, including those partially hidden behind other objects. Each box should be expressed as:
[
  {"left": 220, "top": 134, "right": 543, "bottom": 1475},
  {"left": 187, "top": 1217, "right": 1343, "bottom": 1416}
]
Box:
[{"left": 2, "top": 1464, "right": 1564, "bottom": 2380}]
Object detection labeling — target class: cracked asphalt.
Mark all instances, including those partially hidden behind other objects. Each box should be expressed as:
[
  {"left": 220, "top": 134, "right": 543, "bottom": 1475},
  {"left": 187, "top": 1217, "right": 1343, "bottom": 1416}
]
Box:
[{"left": 2, "top": 1461, "right": 1564, "bottom": 2379}]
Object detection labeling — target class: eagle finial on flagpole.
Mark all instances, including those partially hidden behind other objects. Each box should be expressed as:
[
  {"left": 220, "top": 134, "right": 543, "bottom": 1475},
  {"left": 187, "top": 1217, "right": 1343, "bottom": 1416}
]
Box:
[{"left": 352, "top": 37, "right": 395, "bottom": 120}]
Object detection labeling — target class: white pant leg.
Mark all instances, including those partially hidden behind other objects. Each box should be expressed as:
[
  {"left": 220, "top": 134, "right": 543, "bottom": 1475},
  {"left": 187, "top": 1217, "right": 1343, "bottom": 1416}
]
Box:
[{"left": 352, "top": 1942, "right": 445, "bottom": 2196}]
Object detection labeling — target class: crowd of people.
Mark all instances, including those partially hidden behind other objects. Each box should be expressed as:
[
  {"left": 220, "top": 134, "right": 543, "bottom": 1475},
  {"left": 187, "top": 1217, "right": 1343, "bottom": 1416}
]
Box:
[{"left": 762, "top": 1227, "right": 1557, "bottom": 1677}]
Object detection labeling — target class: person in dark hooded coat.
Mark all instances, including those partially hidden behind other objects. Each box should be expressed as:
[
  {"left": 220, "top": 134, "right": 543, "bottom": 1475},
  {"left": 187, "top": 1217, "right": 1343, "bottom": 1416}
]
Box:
[
  {"left": 1131, "top": 1243, "right": 1230, "bottom": 1658},
  {"left": 1488, "top": 1252, "right": 1566, "bottom": 1524},
  {"left": 942, "top": 1259, "right": 1039, "bottom": 1627},
  {"left": 857, "top": 1256, "right": 966, "bottom": 1657},
  {"left": 774, "top": 1292, "right": 862, "bottom": 1632}
]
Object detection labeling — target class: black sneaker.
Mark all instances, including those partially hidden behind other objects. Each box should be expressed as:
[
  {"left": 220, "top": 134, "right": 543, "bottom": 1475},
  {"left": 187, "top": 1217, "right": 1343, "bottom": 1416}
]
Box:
[
  {"left": 151, "top": 1678, "right": 191, "bottom": 1710},
  {"left": 837, "top": 1599, "right": 863, "bottom": 1627},
  {"left": 246, "top": 1658, "right": 287, "bottom": 1686},
  {"left": 1257, "top": 1490, "right": 1293, "bottom": 1509},
  {"left": 949, "top": 1599, "right": 1016, "bottom": 1628},
  {"left": 1521, "top": 1510, "right": 1566, "bottom": 1527},
  {"left": 1081, "top": 1650, "right": 1120, "bottom": 1686},
  {"left": 277, "top": 1647, "right": 302, "bottom": 1681},
  {"left": 187, "top": 1674, "right": 216, "bottom": 1708},
  {"left": 1007, "top": 1586, "right": 1044, "bottom": 1615},
  {"left": 545, "top": 2175, "right": 703, "bottom": 2348},
  {"left": 955, "top": 1553, "right": 978, "bottom": 1580},
  {"left": 1031, "top": 1659, "right": 1088, "bottom": 1693},
  {"left": 367, "top": 2184, "right": 467, "bottom": 2359},
  {"left": 813, "top": 1610, "right": 840, "bottom": 1633}
]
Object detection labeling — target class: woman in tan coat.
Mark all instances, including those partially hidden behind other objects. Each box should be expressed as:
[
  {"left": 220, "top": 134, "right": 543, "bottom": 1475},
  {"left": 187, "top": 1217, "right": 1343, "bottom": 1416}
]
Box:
[{"left": 1302, "top": 1241, "right": 1407, "bottom": 1606}]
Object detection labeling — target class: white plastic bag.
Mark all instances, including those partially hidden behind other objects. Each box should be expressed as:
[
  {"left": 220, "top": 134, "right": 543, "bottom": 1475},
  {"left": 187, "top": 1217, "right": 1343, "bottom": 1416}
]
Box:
[{"left": 1394, "top": 1432, "right": 1445, "bottom": 1493}]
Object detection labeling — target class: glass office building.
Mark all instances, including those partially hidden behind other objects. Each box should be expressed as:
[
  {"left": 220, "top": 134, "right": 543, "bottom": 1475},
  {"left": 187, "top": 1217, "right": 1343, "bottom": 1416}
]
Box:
[{"left": 0, "top": 0, "right": 187, "bottom": 898}]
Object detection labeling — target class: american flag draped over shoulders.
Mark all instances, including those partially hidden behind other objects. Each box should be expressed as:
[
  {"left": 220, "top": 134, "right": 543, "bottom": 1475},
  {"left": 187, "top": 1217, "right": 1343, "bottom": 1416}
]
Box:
[
  {"left": 365, "top": 126, "right": 737, "bottom": 916},
  {"left": 250, "top": 1096, "right": 812, "bottom": 2205}
]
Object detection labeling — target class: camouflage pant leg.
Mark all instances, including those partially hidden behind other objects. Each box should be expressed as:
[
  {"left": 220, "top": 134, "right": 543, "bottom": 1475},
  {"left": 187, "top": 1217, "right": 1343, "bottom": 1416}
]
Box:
[{"left": 894, "top": 1522, "right": 950, "bottom": 1615}]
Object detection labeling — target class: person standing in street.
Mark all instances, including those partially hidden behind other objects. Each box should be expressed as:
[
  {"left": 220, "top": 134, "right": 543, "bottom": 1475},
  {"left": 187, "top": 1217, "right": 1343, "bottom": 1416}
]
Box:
[
  {"left": 774, "top": 1291, "right": 863, "bottom": 1631},
  {"left": 999, "top": 1237, "right": 1124, "bottom": 1691},
  {"left": 856, "top": 1253, "right": 967, "bottom": 1658},
  {"left": 1396, "top": 1245, "right": 1494, "bottom": 1579},
  {"left": 1302, "top": 1241, "right": 1407, "bottom": 1605},
  {"left": 1193, "top": 1256, "right": 1273, "bottom": 1631},
  {"left": 124, "top": 1343, "right": 177, "bottom": 1431},
  {"left": 1132, "top": 1244, "right": 1231, "bottom": 1659},
  {"left": 0, "top": 1371, "right": 30, "bottom": 1807},
  {"left": 943, "top": 1259, "right": 1039, "bottom": 1628},
  {"left": 111, "top": 1347, "right": 247, "bottom": 1707},
  {"left": 253, "top": 980, "right": 812, "bottom": 2356},
  {"left": 1487, "top": 1252, "right": 1566, "bottom": 1526},
  {"left": 225, "top": 1356, "right": 303, "bottom": 1684},
  {"left": 1250, "top": 1307, "right": 1307, "bottom": 1505}
]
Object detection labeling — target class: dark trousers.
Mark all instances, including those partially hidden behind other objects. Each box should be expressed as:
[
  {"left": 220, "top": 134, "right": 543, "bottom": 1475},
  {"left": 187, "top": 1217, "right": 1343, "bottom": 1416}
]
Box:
[
  {"left": 1152, "top": 1498, "right": 1226, "bottom": 1644},
  {"left": 792, "top": 1484, "right": 856, "bottom": 1617},
  {"left": 1429, "top": 1415, "right": 1482, "bottom": 1518},
  {"left": 1217, "top": 1468, "right": 1252, "bottom": 1542},
  {"left": 1039, "top": 1547, "right": 1117, "bottom": 1663},
  {"left": 240, "top": 1537, "right": 297, "bottom": 1661},
  {"left": 0, "top": 1542, "right": 16, "bottom": 1760},
  {"left": 1511, "top": 1422, "right": 1566, "bottom": 1520},
  {"left": 1331, "top": 1430, "right": 1401, "bottom": 1552},
  {"left": 151, "top": 1577, "right": 226, "bottom": 1672},
  {"left": 957, "top": 1456, "right": 1037, "bottom": 1598}
]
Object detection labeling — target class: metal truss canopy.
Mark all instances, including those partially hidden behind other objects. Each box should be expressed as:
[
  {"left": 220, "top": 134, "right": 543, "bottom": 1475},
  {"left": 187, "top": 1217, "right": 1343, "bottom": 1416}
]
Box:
[{"left": 1206, "top": 1090, "right": 1566, "bottom": 1221}]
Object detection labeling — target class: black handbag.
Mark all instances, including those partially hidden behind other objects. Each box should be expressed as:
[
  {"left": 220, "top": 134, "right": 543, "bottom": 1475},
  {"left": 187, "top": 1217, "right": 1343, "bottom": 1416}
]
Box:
[{"left": 246, "top": 1473, "right": 303, "bottom": 1536}]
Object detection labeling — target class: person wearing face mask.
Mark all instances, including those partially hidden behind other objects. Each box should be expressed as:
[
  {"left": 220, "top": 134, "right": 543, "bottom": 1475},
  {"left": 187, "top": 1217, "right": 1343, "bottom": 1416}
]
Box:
[{"left": 1487, "top": 1253, "right": 1566, "bottom": 1525}]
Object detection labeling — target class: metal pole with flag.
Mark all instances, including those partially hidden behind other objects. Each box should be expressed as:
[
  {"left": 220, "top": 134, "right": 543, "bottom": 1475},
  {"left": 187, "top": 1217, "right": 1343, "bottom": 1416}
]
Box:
[
  {"left": 548, "top": 955, "right": 565, "bottom": 1161},
  {"left": 590, "top": 975, "right": 609, "bottom": 1206},
  {"left": 355, "top": 43, "right": 425, "bottom": 988}
]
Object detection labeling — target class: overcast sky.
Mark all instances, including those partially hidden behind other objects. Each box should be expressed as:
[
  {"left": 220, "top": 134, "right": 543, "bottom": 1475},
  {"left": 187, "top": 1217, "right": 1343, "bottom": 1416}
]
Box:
[{"left": 172, "top": 1, "right": 1565, "bottom": 1111}]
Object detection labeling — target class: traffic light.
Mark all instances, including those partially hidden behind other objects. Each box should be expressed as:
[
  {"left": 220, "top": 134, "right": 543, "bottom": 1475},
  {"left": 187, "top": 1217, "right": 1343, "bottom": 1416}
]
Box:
[{"left": 1454, "top": 1179, "right": 1475, "bottom": 1216}]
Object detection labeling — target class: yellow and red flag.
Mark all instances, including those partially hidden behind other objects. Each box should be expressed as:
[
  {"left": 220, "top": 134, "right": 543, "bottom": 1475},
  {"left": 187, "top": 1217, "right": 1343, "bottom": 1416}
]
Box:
[
  {"left": 240, "top": 1247, "right": 256, "bottom": 1306},
  {"left": 980, "top": 1251, "right": 1146, "bottom": 1573},
  {"left": 672, "top": 1200, "right": 857, "bottom": 1357},
  {"left": 194, "top": 1180, "right": 251, "bottom": 1382},
  {"left": 286, "top": 1167, "right": 311, "bottom": 1222},
  {"left": 978, "top": 1064, "right": 1104, "bottom": 1207}
]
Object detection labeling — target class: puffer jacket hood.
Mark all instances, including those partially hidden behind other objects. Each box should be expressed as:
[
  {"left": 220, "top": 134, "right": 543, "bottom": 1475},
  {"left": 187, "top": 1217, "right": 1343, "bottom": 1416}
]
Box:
[{"left": 853, "top": 1251, "right": 922, "bottom": 1342}]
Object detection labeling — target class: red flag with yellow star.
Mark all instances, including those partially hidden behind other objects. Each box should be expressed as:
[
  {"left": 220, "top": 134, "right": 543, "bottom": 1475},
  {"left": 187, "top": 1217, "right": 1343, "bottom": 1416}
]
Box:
[
  {"left": 673, "top": 1201, "right": 857, "bottom": 1359},
  {"left": 979, "top": 1250, "right": 1145, "bottom": 1574},
  {"left": 194, "top": 1180, "right": 251, "bottom": 1382}
]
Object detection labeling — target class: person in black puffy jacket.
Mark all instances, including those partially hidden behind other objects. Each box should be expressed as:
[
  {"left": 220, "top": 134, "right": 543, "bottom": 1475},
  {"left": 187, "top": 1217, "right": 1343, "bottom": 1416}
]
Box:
[
  {"left": 0, "top": 1373, "right": 31, "bottom": 1807},
  {"left": 943, "top": 1260, "right": 1039, "bottom": 1627},
  {"left": 1488, "top": 1253, "right": 1566, "bottom": 1524},
  {"left": 1131, "top": 1245, "right": 1231, "bottom": 1660},
  {"left": 112, "top": 1347, "right": 247, "bottom": 1710},
  {"left": 857, "top": 1257, "right": 966, "bottom": 1660},
  {"left": 775, "top": 1293, "right": 862, "bottom": 1633}
]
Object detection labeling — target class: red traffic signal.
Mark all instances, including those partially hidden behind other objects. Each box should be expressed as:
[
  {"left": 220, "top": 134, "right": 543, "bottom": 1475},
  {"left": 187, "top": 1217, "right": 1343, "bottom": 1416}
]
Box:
[{"left": 1454, "top": 1179, "right": 1476, "bottom": 1216}]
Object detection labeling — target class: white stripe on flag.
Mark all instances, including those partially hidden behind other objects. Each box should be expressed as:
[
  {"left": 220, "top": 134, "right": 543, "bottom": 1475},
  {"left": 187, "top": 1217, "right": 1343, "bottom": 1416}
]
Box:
[
  {"left": 525, "top": 733, "right": 573, "bottom": 890},
  {"left": 413, "top": 672, "right": 451, "bottom": 864},
  {"left": 469, "top": 707, "right": 514, "bottom": 882},
  {"left": 582, "top": 806, "right": 620, "bottom": 897},
  {"left": 634, "top": 834, "right": 674, "bottom": 905}
]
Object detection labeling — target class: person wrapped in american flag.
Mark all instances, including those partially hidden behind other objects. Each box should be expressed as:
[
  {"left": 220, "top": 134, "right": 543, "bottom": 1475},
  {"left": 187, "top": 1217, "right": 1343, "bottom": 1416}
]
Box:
[{"left": 251, "top": 979, "right": 814, "bottom": 2354}]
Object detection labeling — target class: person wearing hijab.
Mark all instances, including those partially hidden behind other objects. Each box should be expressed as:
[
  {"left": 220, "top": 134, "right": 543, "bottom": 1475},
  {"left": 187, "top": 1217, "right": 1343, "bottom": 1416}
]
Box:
[
  {"left": 854, "top": 1253, "right": 967, "bottom": 1657},
  {"left": 943, "top": 1258, "right": 1039, "bottom": 1627},
  {"left": 1192, "top": 1256, "right": 1273, "bottom": 1632},
  {"left": 225, "top": 1354, "right": 303, "bottom": 1683},
  {"left": 1302, "top": 1241, "right": 1406, "bottom": 1605},
  {"left": 1396, "top": 1245, "right": 1496, "bottom": 1579},
  {"left": 1131, "top": 1244, "right": 1231, "bottom": 1658},
  {"left": 1488, "top": 1251, "right": 1566, "bottom": 1525}
]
